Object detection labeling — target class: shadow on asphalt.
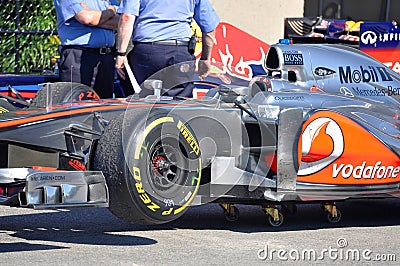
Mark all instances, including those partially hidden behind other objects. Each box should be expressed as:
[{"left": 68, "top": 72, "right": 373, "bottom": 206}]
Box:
[
  {"left": 171, "top": 198, "right": 400, "bottom": 232},
  {"left": 0, "top": 207, "right": 158, "bottom": 252},
  {"left": 0, "top": 242, "right": 67, "bottom": 253},
  {"left": 0, "top": 198, "right": 399, "bottom": 251}
]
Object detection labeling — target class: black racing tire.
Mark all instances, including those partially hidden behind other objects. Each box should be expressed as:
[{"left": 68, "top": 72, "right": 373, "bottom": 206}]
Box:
[
  {"left": 281, "top": 204, "right": 297, "bottom": 215},
  {"left": 94, "top": 110, "right": 202, "bottom": 225},
  {"left": 0, "top": 99, "right": 17, "bottom": 113},
  {"left": 29, "top": 82, "right": 99, "bottom": 109}
]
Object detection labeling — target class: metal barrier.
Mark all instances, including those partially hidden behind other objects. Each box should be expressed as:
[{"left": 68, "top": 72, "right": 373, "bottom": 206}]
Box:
[{"left": 0, "top": 0, "right": 58, "bottom": 73}]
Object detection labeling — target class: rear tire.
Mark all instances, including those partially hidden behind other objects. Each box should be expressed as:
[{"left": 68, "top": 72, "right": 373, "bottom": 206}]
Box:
[
  {"left": 29, "top": 82, "right": 99, "bottom": 108},
  {"left": 94, "top": 110, "right": 202, "bottom": 224}
]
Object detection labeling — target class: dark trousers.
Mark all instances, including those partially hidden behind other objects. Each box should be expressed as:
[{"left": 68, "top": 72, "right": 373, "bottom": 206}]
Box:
[
  {"left": 59, "top": 48, "right": 115, "bottom": 98},
  {"left": 121, "top": 43, "right": 196, "bottom": 97}
]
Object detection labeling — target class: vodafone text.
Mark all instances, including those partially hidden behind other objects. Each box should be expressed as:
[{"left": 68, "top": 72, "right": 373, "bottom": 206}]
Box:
[{"left": 332, "top": 161, "right": 400, "bottom": 179}]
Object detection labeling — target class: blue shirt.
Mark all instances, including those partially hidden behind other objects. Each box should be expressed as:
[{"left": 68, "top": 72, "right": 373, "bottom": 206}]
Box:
[
  {"left": 109, "top": 0, "right": 120, "bottom": 5},
  {"left": 118, "top": 0, "right": 220, "bottom": 42},
  {"left": 54, "top": 0, "right": 116, "bottom": 48}
]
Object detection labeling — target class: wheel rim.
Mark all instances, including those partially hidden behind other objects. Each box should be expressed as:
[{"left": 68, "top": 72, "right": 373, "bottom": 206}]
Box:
[
  {"left": 268, "top": 213, "right": 283, "bottom": 227},
  {"left": 148, "top": 137, "right": 188, "bottom": 198},
  {"left": 224, "top": 207, "right": 239, "bottom": 222},
  {"left": 327, "top": 210, "right": 341, "bottom": 223}
]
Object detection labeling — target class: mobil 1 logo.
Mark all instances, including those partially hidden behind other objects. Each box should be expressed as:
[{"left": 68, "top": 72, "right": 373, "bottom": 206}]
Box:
[
  {"left": 338, "top": 65, "right": 393, "bottom": 84},
  {"left": 283, "top": 51, "right": 304, "bottom": 65}
]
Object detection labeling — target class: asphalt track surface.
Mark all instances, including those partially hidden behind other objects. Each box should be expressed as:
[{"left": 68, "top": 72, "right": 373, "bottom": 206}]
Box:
[{"left": 0, "top": 198, "right": 399, "bottom": 265}]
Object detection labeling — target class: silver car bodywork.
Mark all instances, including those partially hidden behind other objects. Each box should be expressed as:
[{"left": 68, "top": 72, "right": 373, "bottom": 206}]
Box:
[{"left": 0, "top": 42, "right": 398, "bottom": 226}]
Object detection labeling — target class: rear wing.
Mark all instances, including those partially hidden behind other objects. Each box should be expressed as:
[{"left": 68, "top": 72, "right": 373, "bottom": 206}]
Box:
[{"left": 284, "top": 18, "right": 400, "bottom": 74}]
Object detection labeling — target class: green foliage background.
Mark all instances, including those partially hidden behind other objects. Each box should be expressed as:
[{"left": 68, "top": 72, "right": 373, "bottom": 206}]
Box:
[{"left": 0, "top": 0, "right": 59, "bottom": 73}]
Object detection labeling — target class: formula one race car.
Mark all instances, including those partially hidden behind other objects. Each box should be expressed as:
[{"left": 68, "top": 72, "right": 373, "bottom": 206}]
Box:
[{"left": 0, "top": 41, "right": 399, "bottom": 227}]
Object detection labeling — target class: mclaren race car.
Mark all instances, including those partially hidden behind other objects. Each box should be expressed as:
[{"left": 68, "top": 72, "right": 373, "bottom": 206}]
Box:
[{"left": 0, "top": 41, "right": 399, "bottom": 227}]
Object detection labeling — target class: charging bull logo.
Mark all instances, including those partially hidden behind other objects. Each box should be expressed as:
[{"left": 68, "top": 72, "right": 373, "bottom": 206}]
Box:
[
  {"left": 203, "top": 22, "right": 269, "bottom": 80},
  {"left": 298, "top": 118, "right": 344, "bottom": 176}
]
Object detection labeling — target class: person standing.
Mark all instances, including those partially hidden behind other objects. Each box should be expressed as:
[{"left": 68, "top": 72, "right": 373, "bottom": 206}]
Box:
[
  {"left": 115, "top": 0, "right": 220, "bottom": 97},
  {"left": 54, "top": 0, "right": 120, "bottom": 98}
]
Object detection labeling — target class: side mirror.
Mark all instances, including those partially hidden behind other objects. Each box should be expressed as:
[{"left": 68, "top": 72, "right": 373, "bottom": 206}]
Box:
[{"left": 143, "top": 79, "right": 163, "bottom": 99}]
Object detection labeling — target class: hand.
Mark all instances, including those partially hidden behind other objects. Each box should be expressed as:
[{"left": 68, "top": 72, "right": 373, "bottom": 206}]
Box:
[
  {"left": 115, "top": 55, "right": 128, "bottom": 80},
  {"left": 198, "top": 59, "right": 211, "bottom": 80},
  {"left": 107, "top": 5, "right": 116, "bottom": 15},
  {"left": 80, "top": 2, "right": 90, "bottom": 10}
]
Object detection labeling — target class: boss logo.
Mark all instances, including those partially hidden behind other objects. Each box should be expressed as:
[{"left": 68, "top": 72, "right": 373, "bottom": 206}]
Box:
[{"left": 283, "top": 52, "right": 304, "bottom": 65}]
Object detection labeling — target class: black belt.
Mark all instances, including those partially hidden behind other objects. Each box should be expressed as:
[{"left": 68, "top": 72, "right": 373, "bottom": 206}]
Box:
[
  {"left": 134, "top": 40, "right": 189, "bottom": 46},
  {"left": 62, "top": 45, "right": 115, "bottom": 54}
]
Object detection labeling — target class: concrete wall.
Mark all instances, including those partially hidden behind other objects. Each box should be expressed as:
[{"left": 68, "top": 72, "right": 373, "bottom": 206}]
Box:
[{"left": 209, "top": 0, "right": 305, "bottom": 44}]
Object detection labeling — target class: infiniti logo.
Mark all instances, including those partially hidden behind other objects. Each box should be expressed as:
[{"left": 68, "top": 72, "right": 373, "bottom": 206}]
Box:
[
  {"left": 298, "top": 118, "right": 344, "bottom": 176},
  {"left": 339, "top": 86, "right": 354, "bottom": 97},
  {"left": 361, "top": 31, "right": 377, "bottom": 45}
]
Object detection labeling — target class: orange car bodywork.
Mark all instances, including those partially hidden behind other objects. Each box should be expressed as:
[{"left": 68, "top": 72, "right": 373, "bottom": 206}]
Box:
[{"left": 297, "top": 110, "right": 400, "bottom": 185}]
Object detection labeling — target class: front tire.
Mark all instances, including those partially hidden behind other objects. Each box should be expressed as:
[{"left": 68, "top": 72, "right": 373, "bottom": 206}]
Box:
[
  {"left": 94, "top": 110, "right": 202, "bottom": 224},
  {"left": 0, "top": 99, "right": 17, "bottom": 113}
]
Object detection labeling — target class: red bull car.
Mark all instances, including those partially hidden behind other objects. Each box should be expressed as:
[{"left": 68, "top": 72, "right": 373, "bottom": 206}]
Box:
[{"left": 0, "top": 41, "right": 399, "bottom": 227}]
